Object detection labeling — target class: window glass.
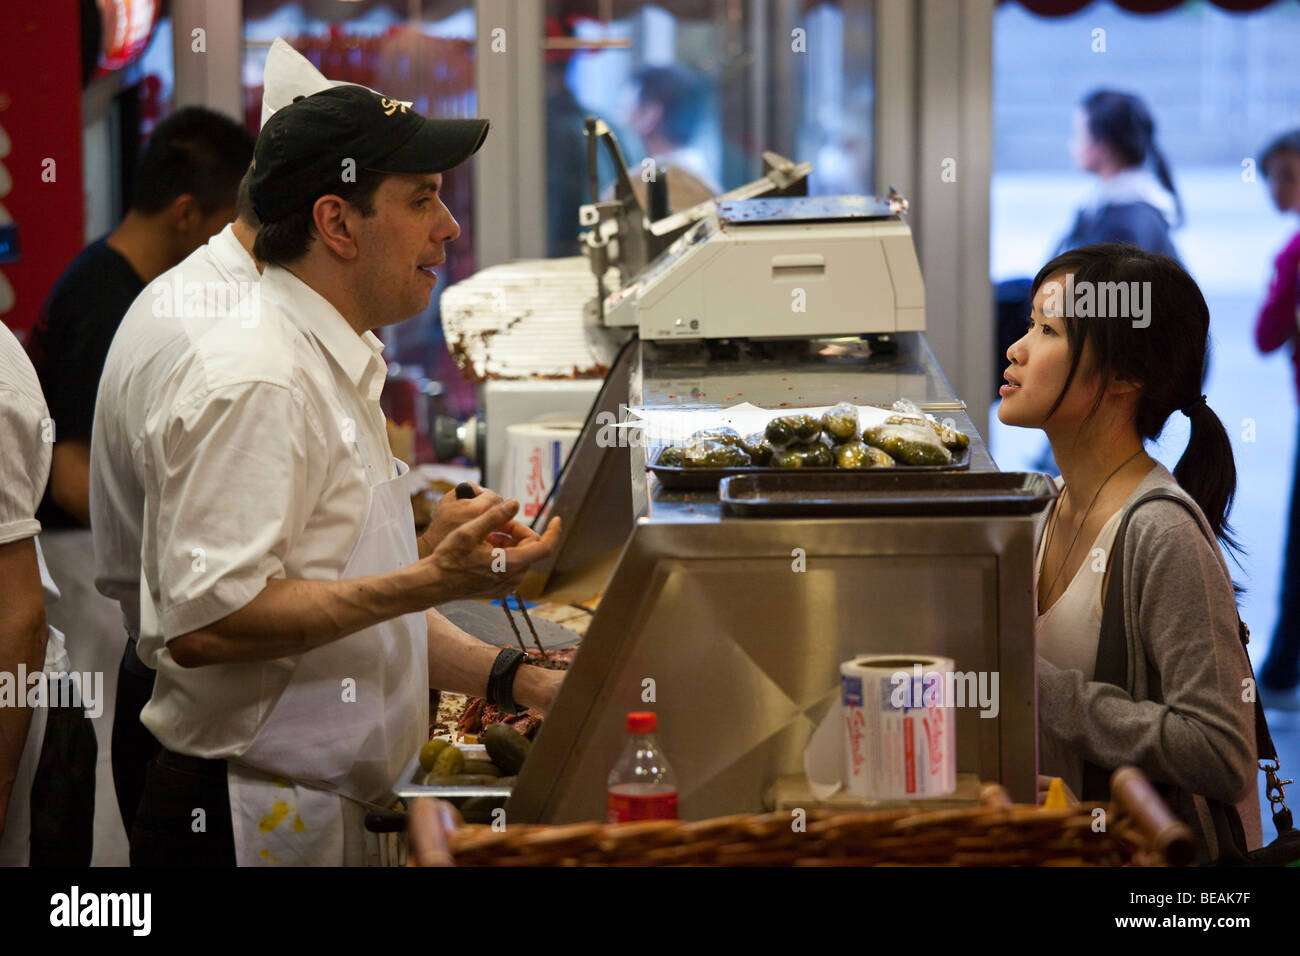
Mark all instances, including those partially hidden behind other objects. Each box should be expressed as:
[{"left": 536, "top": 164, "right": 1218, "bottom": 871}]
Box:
[
  {"left": 988, "top": 0, "right": 1300, "bottom": 649},
  {"left": 544, "top": 1, "right": 875, "bottom": 257}
]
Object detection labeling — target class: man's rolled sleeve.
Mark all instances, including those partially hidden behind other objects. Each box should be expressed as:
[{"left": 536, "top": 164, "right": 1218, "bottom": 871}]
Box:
[
  {"left": 152, "top": 380, "right": 327, "bottom": 639},
  {"left": 0, "top": 385, "right": 50, "bottom": 546}
]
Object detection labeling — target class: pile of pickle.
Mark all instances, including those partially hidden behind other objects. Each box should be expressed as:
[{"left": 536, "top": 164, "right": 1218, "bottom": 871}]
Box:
[{"left": 657, "top": 399, "right": 969, "bottom": 469}]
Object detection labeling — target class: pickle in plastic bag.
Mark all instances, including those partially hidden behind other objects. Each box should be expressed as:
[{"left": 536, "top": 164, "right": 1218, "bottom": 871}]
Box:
[
  {"left": 929, "top": 418, "right": 969, "bottom": 450},
  {"left": 820, "top": 402, "right": 860, "bottom": 444},
  {"left": 683, "top": 439, "right": 751, "bottom": 468},
  {"left": 657, "top": 445, "right": 685, "bottom": 467},
  {"left": 834, "top": 440, "right": 894, "bottom": 469},
  {"left": 689, "top": 426, "right": 744, "bottom": 448},
  {"left": 765, "top": 414, "right": 822, "bottom": 450},
  {"left": 862, "top": 423, "right": 953, "bottom": 466},
  {"left": 804, "top": 441, "right": 834, "bottom": 467},
  {"left": 742, "top": 432, "right": 773, "bottom": 465}
]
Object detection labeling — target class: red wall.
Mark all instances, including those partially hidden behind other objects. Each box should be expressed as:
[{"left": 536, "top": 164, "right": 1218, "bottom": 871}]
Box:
[{"left": 0, "top": 7, "right": 86, "bottom": 340}]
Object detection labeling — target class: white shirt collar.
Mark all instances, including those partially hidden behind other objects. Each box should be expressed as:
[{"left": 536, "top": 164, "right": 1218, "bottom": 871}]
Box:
[
  {"left": 207, "top": 223, "right": 259, "bottom": 284},
  {"left": 260, "top": 265, "right": 388, "bottom": 402},
  {"left": 1083, "top": 168, "right": 1178, "bottom": 225}
]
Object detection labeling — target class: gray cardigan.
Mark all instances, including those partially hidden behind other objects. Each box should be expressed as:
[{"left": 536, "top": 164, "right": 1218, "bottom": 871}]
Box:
[{"left": 1036, "top": 463, "right": 1262, "bottom": 861}]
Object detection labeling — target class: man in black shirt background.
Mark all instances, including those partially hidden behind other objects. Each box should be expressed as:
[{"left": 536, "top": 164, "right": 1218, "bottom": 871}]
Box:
[{"left": 23, "top": 106, "right": 253, "bottom": 864}]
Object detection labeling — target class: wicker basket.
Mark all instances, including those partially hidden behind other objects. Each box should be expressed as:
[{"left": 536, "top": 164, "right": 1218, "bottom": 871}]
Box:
[{"left": 445, "top": 766, "right": 1195, "bottom": 867}]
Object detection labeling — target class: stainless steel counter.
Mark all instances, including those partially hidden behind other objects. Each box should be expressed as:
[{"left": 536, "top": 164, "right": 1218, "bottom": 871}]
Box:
[{"left": 507, "top": 334, "right": 1050, "bottom": 823}]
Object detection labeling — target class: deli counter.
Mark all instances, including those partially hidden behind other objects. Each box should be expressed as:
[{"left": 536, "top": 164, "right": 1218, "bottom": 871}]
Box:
[{"left": 504, "top": 331, "right": 1051, "bottom": 822}]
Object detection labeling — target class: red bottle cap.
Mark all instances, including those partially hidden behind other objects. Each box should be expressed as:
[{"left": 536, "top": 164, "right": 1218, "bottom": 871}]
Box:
[{"left": 627, "top": 712, "right": 657, "bottom": 733}]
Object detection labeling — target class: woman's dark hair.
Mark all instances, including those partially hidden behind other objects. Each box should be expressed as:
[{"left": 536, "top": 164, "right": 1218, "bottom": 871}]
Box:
[
  {"left": 1030, "top": 242, "right": 1239, "bottom": 554},
  {"left": 1081, "top": 89, "right": 1183, "bottom": 227},
  {"left": 1260, "top": 128, "right": 1300, "bottom": 179},
  {"left": 253, "top": 169, "right": 386, "bottom": 266}
]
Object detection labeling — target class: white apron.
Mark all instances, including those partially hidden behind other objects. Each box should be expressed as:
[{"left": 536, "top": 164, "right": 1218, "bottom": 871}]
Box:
[
  {"left": 36, "top": 529, "right": 130, "bottom": 866},
  {"left": 227, "top": 459, "right": 427, "bottom": 866}
]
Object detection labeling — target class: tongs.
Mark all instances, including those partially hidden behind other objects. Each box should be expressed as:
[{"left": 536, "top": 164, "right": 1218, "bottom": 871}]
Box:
[{"left": 455, "top": 483, "right": 548, "bottom": 661}]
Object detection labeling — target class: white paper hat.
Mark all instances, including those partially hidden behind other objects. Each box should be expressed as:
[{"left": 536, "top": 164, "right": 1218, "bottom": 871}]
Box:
[
  {"left": 260, "top": 37, "right": 414, "bottom": 129},
  {"left": 260, "top": 38, "right": 349, "bottom": 129}
]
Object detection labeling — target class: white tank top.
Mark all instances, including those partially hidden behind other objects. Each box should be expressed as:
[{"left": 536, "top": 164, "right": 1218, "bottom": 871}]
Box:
[
  {"left": 1035, "top": 499, "right": 1125, "bottom": 797},
  {"left": 1035, "top": 503, "right": 1125, "bottom": 681}
]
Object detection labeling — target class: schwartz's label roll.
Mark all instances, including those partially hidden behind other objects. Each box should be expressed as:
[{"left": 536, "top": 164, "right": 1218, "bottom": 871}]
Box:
[
  {"left": 841, "top": 654, "right": 957, "bottom": 799},
  {"left": 500, "top": 422, "right": 581, "bottom": 519}
]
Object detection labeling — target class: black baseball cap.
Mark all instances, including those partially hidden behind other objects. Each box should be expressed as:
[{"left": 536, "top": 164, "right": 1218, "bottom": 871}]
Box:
[{"left": 249, "top": 84, "right": 489, "bottom": 223}]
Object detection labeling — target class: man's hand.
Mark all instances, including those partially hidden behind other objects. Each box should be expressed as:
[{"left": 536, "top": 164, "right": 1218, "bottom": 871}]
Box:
[
  {"left": 410, "top": 491, "right": 561, "bottom": 606},
  {"left": 404, "top": 798, "right": 459, "bottom": 867},
  {"left": 417, "top": 483, "right": 540, "bottom": 558}
]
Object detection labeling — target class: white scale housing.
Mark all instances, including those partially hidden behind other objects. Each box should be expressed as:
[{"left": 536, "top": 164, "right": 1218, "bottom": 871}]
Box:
[{"left": 602, "top": 195, "right": 926, "bottom": 340}]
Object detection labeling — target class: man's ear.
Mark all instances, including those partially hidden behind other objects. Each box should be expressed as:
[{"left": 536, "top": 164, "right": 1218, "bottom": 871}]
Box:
[
  {"left": 169, "top": 194, "right": 202, "bottom": 234},
  {"left": 312, "top": 194, "right": 359, "bottom": 260}
]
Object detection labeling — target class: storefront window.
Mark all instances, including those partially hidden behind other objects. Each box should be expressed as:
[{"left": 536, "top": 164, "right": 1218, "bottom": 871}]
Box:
[
  {"left": 543, "top": 0, "right": 875, "bottom": 257},
  {"left": 988, "top": 0, "right": 1300, "bottom": 649}
]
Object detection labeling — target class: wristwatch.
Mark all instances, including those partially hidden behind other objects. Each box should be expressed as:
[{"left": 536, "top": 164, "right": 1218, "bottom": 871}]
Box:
[{"left": 486, "top": 648, "right": 528, "bottom": 715}]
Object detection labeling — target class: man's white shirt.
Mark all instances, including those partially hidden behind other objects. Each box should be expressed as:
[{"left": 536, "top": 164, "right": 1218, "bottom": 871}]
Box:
[
  {"left": 92, "top": 224, "right": 261, "bottom": 641},
  {"left": 0, "top": 322, "right": 67, "bottom": 671},
  {"left": 131, "top": 262, "right": 395, "bottom": 758}
]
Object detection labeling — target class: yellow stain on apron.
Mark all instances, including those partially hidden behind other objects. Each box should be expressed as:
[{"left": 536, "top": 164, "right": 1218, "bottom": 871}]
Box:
[{"left": 259, "top": 802, "right": 292, "bottom": 833}]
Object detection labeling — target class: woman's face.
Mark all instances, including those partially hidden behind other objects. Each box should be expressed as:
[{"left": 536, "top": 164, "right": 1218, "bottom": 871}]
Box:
[
  {"left": 998, "top": 272, "right": 1103, "bottom": 431},
  {"left": 1069, "top": 108, "right": 1105, "bottom": 174},
  {"left": 1266, "top": 151, "right": 1300, "bottom": 213}
]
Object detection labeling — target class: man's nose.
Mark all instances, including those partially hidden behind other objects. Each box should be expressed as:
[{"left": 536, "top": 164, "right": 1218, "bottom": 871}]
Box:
[{"left": 436, "top": 208, "right": 461, "bottom": 244}]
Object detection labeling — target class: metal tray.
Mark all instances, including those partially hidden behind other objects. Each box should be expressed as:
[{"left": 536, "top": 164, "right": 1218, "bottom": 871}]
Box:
[
  {"left": 718, "top": 471, "right": 1058, "bottom": 517},
  {"left": 393, "top": 743, "right": 513, "bottom": 801},
  {"left": 649, "top": 443, "right": 970, "bottom": 490}
]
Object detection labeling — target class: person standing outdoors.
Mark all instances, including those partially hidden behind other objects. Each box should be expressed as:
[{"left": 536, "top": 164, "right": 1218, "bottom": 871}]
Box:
[
  {"left": 130, "top": 85, "right": 563, "bottom": 866},
  {"left": 1254, "top": 129, "right": 1300, "bottom": 705},
  {"left": 25, "top": 107, "right": 253, "bottom": 864}
]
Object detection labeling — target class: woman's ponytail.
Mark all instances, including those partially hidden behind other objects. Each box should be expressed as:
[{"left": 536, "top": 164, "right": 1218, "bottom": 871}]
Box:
[
  {"left": 1172, "top": 397, "right": 1240, "bottom": 554},
  {"left": 1148, "top": 142, "right": 1184, "bottom": 228}
]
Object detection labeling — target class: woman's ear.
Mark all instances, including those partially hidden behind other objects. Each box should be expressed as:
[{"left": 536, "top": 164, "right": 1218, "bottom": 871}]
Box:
[{"left": 1106, "top": 374, "right": 1142, "bottom": 397}]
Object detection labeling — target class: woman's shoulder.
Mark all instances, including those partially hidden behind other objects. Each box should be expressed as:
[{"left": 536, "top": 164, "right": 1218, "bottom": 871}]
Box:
[
  {"left": 1122, "top": 466, "right": 1203, "bottom": 528},
  {"left": 1120, "top": 467, "right": 1226, "bottom": 568}
]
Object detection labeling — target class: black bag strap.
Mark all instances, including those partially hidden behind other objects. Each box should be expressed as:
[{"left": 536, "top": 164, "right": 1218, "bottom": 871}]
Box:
[{"left": 1078, "top": 489, "right": 1292, "bottom": 852}]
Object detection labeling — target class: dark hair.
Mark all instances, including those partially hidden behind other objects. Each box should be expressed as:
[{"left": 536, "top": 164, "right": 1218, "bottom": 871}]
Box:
[
  {"left": 1030, "top": 242, "right": 1239, "bottom": 554},
  {"left": 234, "top": 165, "right": 259, "bottom": 229},
  {"left": 1260, "top": 129, "right": 1300, "bottom": 179},
  {"left": 253, "top": 170, "right": 386, "bottom": 266},
  {"left": 633, "top": 66, "right": 707, "bottom": 146},
  {"left": 130, "top": 107, "right": 255, "bottom": 216},
  {"left": 1081, "top": 90, "right": 1183, "bottom": 227}
]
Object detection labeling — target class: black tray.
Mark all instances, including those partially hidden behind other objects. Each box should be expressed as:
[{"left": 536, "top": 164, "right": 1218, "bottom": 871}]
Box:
[
  {"left": 649, "top": 443, "right": 970, "bottom": 491},
  {"left": 718, "top": 471, "right": 1058, "bottom": 517}
]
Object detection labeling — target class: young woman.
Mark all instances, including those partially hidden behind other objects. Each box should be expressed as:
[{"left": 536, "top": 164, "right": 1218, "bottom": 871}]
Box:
[
  {"left": 995, "top": 90, "right": 1180, "bottom": 402},
  {"left": 1056, "top": 89, "right": 1182, "bottom": 260},
  {"left": 1000, "top": 242, "right": 1261, "bottom": 862}
]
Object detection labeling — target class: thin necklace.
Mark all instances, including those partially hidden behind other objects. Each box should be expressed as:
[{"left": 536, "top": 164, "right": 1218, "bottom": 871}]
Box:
[{"left": 1040, "top": 448, "right": 1145, "bottom": 609}]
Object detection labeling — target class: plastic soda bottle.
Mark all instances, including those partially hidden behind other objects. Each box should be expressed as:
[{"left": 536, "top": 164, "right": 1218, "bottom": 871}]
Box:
[{"left": 606, "top": 712, "right": 678, "bottom": 823}]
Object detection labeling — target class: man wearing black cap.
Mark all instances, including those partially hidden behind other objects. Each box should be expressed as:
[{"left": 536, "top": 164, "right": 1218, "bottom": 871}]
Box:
[{"left": 128, "top": 86, "right": 563, "bottom": 866}]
